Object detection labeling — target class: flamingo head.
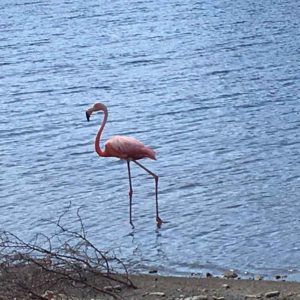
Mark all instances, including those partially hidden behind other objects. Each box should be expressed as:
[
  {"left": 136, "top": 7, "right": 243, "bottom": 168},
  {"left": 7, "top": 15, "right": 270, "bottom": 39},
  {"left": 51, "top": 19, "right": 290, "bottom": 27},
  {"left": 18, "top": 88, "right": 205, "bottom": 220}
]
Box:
[{"left": 86, "top": 102, "right": 107, "bottom": 121}]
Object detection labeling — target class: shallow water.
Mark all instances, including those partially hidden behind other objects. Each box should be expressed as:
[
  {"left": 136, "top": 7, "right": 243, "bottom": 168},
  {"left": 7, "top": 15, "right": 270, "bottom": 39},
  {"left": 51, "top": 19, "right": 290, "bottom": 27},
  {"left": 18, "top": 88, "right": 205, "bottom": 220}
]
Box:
[{"left": 1, "top": 0, "right": 300, "bottom": 279}]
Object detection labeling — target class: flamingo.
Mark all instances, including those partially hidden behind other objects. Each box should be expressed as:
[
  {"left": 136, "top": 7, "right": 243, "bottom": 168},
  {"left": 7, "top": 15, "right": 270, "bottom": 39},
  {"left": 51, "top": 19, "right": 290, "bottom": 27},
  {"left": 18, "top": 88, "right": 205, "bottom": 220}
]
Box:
[{"left": 86, "top": 102, "right": 163, "bottom": 227}]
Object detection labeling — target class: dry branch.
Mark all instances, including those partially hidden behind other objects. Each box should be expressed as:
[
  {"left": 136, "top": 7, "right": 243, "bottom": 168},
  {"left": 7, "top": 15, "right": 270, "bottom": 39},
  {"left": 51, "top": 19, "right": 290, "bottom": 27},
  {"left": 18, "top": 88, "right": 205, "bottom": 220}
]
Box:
[{"left": 0, "top": 205, "right": 135, "bottom": 299}]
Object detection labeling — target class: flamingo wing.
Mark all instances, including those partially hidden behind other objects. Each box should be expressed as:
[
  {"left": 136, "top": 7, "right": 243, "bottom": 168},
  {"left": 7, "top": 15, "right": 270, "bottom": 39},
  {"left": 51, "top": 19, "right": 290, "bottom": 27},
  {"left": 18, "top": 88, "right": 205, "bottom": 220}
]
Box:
[{"left": 104, "top": 135, "right": 156, "bottom": 160}]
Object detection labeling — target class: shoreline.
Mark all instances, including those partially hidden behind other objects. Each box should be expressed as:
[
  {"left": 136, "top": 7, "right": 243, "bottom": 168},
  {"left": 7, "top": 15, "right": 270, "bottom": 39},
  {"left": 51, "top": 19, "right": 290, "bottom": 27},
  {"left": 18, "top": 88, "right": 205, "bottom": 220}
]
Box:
[{"left": 109, "top": 273, "right": 300, "bottom": 299}]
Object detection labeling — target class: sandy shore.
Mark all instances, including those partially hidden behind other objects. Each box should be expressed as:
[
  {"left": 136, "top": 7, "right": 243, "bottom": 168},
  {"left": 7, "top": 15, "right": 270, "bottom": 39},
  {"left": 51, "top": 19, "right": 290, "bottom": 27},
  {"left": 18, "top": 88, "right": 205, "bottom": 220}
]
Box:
[{"left": 106, "top": 274, "right": 300, "bottom": 300}]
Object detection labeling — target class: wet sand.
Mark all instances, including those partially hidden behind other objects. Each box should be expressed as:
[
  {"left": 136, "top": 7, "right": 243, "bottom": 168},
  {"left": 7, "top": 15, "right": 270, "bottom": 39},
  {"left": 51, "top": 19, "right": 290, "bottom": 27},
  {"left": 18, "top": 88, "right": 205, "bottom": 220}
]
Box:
[{"left": 111, "top": 274, "right": 300, "bottom": 299}]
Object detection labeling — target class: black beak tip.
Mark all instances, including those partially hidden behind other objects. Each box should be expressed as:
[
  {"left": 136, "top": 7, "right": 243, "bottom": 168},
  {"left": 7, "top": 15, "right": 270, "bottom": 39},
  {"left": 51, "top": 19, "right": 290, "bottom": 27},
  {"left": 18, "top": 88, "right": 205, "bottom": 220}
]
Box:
[{"left": 86, "top": 111, "right": 90, "bottom": 122}]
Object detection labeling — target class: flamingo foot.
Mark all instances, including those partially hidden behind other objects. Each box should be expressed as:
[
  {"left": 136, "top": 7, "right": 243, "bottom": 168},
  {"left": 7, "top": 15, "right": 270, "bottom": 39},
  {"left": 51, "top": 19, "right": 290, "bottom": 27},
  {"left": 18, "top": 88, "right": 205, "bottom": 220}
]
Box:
[
  {"left": 130, "top": 220, "right": 135, "bottom": 229},
  {"left": 156, "top": 216, "right": 164, "bottom": 228}
]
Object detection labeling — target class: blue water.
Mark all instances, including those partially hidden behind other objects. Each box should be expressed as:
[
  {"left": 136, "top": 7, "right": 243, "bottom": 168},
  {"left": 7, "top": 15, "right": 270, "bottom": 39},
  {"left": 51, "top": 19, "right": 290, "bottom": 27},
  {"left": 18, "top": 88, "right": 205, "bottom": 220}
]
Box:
[{"left": 1, "top": 0, "right": 300, "bottom": 280}]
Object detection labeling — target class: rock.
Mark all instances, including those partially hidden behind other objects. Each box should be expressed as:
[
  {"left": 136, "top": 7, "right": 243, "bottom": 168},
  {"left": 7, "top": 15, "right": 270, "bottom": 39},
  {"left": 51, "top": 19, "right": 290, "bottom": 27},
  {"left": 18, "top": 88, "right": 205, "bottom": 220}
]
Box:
[
  {"left": 254, "top": 274, "right": 264, "bottom": 281},
  {"left": 206, "top": 272, "right": 213, "bottom": 278},
  {"left": 193, "top": 296, "right": 208, "bottom": 300},
  {"left": 184, "top": 296, "right": 208, "bottom": 300},
  {"left": 104, "top": 285, "right": 121, "bottom": 292},
  {"left": 222, "top": 283, "right": 230, "bottom": 289},
  {"left": 275, "top": 274, "right": 287, "bottom": 280},
  {"left": 148, "top": 291, "right": 165, "bottom": 297},
  {"left": 114, "top": 285, "right": 122, "bottom": 290},
  {"left": 265, "top": 291, "right": 280, "bottom": 298},
  {"left": 223, "top": 269, "right": 238, "bottom": 279},
  {"left": 149, "top": 269, "right": 158, "bottom": 274},
  {"left": 41, "top": 291, "right": 55, "bottom": 300},
  {"left": 213, "top": 297, "right": 225, "bottom": 300},
  {"left": 245, "top": 295, "right": 262, "bottom": 299}
]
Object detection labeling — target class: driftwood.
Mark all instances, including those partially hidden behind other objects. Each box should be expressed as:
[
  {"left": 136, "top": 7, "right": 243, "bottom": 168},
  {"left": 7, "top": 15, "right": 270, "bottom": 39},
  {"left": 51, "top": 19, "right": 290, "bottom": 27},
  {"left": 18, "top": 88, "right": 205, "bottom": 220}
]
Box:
[{"left": 0, "top": 204, "right": 136, "bottom": 299}]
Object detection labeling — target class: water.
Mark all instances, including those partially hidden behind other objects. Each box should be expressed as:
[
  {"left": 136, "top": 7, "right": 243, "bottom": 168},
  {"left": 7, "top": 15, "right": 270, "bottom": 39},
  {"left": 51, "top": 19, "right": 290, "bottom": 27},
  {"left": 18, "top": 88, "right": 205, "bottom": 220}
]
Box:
[{"left": 1, "top": 0, "right": 300, "bottom": 280}]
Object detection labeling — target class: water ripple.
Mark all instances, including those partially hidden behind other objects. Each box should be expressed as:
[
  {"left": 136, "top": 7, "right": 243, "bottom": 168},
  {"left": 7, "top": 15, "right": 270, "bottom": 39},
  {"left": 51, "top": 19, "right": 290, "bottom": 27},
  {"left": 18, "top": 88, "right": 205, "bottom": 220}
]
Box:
[{"left": 1, "top": 0, "right": 300, "bottom": 280}]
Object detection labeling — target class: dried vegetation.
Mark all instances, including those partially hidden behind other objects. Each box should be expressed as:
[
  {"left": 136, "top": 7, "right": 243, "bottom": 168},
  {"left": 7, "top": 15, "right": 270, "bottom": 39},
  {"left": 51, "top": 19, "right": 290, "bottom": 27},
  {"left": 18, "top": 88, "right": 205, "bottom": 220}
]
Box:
[{"left": 0, "top": 205, "right": 135, "bottom": 299}]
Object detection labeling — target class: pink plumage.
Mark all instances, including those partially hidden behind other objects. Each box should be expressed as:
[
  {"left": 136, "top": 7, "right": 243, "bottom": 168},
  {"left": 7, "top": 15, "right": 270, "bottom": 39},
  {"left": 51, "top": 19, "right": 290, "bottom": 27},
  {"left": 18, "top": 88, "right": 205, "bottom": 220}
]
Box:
[{"left": 104, "top": 135, "right": 156, "bottom": 160}]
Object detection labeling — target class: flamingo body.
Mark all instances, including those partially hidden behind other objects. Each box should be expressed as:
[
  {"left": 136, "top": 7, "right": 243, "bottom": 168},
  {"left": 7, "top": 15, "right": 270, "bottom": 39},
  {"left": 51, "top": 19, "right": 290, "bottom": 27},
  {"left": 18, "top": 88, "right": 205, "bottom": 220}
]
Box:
[{"left": 104, "top": 135, "right": 156, "bottom": 160}]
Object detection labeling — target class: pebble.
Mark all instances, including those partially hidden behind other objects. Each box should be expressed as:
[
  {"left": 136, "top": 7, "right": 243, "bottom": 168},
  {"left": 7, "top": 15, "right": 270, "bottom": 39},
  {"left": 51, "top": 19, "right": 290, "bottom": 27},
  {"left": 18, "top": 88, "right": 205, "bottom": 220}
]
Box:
[
  {"left": 265, "top": 291, "right": 280, "bottom": 298},
  {"left": 213, "top": 297, "right": 225, "bottom": 300},
  {"left": 275, "top": 274, "right": 287, "bottom": 280},
  {"left": 245, "top": 295, "right": 262, "bottom": 299},
  {"left": 254, "top": 275, "right": 264, "bottom": 281},
  {"left": 183, "top": 296, "right": 208, "bottom": 300},
  {"left": 103, "top": 285, "right": 122, "bottom": 291},
  {"left": 41, "top": 290, "right": 55, "bottom": 300},
  {"left": 223, "top": 270, "right": 238, "bottom": 279},
  {"left": 148, "top": 292, "right": 165, "bottom": 297},
  {"left": 191, "top": 272, "right": 201, "bottom": 277},
  {"left": 222, "top": 284, "right": 230, "bottom": 289}
]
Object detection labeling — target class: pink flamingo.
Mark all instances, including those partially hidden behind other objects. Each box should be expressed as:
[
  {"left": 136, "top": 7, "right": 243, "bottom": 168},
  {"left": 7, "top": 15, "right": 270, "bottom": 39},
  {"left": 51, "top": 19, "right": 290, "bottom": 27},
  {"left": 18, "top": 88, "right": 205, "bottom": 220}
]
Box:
[{"left": 86, "top": 102, "right": 163, "bottom": 227}]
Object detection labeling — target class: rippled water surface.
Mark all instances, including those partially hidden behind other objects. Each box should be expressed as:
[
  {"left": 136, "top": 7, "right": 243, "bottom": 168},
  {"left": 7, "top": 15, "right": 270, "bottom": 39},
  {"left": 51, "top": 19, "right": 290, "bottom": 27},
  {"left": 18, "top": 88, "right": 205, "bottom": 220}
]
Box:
[{"left": 1, "top": 0, "right": 300, "bottom": 279}]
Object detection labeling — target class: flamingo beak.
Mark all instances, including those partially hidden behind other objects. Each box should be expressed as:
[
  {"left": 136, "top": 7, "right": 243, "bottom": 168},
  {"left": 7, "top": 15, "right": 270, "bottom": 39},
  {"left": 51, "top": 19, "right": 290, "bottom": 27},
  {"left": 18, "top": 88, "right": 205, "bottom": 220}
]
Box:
[{"left": 86, "top": 111, "right": 91, "bottom": 121}]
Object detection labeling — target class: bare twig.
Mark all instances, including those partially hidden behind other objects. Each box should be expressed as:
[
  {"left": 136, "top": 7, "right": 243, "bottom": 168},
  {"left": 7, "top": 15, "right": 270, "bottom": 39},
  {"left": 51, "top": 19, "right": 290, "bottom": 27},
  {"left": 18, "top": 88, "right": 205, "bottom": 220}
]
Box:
[{"left": 0, "top": 205, "right": 136, "bottom": 299}]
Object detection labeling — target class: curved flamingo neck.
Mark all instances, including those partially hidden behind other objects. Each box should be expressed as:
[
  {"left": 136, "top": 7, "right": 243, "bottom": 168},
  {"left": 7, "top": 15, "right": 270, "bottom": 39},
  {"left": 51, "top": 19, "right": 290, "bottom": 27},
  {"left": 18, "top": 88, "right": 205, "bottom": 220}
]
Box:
[{"left": 95, "top": 108, "right": 108, "bottom": 157}]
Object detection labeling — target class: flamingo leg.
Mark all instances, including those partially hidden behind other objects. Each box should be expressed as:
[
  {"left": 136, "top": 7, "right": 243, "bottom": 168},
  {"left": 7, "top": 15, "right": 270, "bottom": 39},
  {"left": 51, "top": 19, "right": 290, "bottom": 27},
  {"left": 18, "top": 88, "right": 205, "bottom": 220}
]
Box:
[
  {"left": 133, "top": 160, "right": 163, "bottom": 226},
  {"left": 126, "top": 160, "right": 134, "bottom": 228}
]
